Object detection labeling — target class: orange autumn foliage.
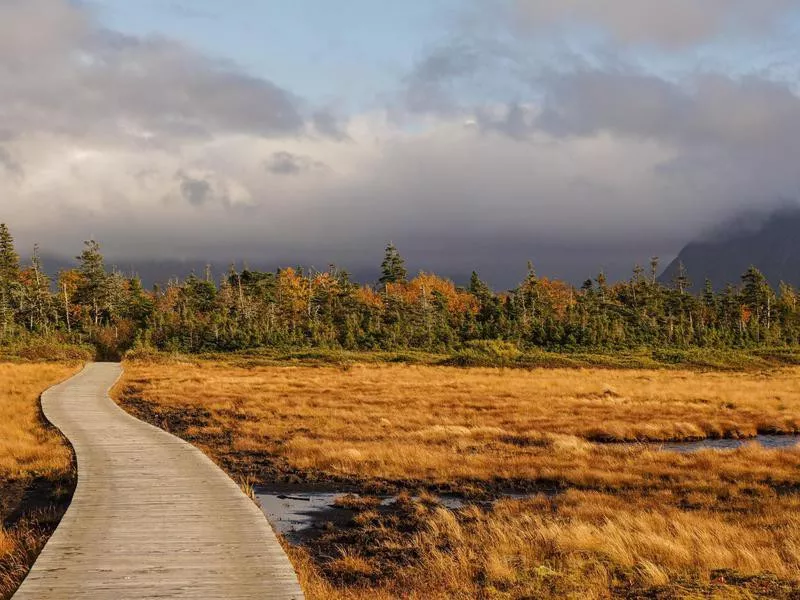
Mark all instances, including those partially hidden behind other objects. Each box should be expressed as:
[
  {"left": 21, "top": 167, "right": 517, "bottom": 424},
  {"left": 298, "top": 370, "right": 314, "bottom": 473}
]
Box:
[
  {"left": 355, "top": 286, "right": 383, "bottom": 309},
  {"left": 277, "top": 267, "right": 312, "bottom": 316},
  {"left": 385, "top": 273, "right": 478, "bottom": 315},
  {"left": 536, "top": 277, "right": 576, "bottom": 318}
]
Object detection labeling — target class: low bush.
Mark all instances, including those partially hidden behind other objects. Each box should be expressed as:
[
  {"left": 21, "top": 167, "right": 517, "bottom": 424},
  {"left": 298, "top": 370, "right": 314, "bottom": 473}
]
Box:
[
  {"left": 0, "top": 340, "right": 94, "bottom": 363},
  {"left": 448, "top": 340, "right": 523, "bottom": 367}
]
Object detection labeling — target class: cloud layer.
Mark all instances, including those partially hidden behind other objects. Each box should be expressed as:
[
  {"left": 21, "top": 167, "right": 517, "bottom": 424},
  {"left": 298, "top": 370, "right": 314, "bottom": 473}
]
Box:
[
  {"left": 2, "top": 0, "right": 800, "bottom": 287},
  {"left": 510, "top": 0, "right": 797, "bottom": 46}
]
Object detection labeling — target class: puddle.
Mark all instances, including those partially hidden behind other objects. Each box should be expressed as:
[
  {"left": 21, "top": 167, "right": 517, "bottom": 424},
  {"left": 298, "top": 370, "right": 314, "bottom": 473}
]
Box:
[
  {"left": 257, "top": 490, "right": 350, "bottom": 543},
  {"left": 255, "top": 484, "right": 537, "bottom": 545},
  {"left": 647, "top": 434, "right": 800, "bottom": 453}
]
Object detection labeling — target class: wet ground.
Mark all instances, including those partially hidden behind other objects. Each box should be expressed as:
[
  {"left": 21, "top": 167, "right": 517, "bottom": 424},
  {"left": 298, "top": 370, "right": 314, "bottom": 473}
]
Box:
[
  {"left": 0, "top": 476, "right": 74, "bottom": 600},
  {"left": 257, "top": 435, "right": 800, "bottom": 545},
  {"left": 255, "top": 483, "right": 537, "bottom": 544},
  {"left": 648, "top": 434, "right": 800, "bottom": 453},
  {"left": 256, "top": 484, "right": 472, "bottom": 544}
]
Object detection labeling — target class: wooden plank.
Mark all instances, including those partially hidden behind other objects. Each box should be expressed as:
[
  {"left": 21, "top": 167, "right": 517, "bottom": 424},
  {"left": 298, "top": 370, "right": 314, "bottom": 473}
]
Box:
[{"left": 13, "top": 363, "right": 304, "bottom": 600}]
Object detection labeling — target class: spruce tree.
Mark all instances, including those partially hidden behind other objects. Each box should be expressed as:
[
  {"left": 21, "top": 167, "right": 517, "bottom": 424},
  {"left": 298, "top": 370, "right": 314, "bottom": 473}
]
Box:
[
  {"left": 76, "top": 240, "right": 109, "bottom": 326},
  {"left": 379, "top": 243, "right": 408, "bottom": 286},
  {"left": 741, "top": 266, "right": 774, "bottom": 335},
  {"left": 0, "top": 224, "right": 20, "bottom": 338},
  {"left": 702, "top": 278, "right": 716, "bottom": 308},
  {"left": 672, "top": 261, "right": 691, "bottom": 295},
  {"left": 469, "top": 271, "right": 491, "bottom": 299},
  {"left": 0, "top": 224, "right": 19, "bottom": 284}
]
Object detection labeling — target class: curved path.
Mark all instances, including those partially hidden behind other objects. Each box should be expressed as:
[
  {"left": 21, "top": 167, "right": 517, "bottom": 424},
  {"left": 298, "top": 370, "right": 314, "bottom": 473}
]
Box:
[{"left": 13, "top": 363, "right": 304, "bottom": 600}]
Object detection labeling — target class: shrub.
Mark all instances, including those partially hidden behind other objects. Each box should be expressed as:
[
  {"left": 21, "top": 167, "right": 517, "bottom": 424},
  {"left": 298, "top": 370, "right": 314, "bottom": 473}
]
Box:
[
  {"left": 448, "top": 340, "right": 523, "bottom": 367},
  {"left": 1, "top": 340, "right": 95, "bottom": 362}
]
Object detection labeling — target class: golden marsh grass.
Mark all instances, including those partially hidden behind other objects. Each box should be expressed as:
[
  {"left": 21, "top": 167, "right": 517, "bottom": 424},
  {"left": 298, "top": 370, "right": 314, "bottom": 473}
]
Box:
[
  {"left": 0, "top": 362, "right": 78, "bottom": 599},
  {"left": 118, "top": 360, "right": 800, "bottom": 599}
]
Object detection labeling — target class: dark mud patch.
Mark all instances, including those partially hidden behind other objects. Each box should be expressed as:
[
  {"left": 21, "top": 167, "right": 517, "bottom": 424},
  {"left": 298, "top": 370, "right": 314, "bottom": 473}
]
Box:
[
  {"left": 256, "top": 483, "right": 485, "bottom": 545},
  {"left": 0, "top": 475, "right": 75, "bottom": 600},
  {"left": 261, "top": 488, "right": 533, "bottom": 588},
  {"left": 1, "top": 477, "right": 74, "bottom": 528}
]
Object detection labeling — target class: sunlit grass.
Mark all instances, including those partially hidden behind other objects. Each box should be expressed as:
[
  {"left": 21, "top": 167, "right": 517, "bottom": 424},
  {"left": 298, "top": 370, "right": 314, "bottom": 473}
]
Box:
[
  {"left": 0, "top": 364, "right": 76, "bottom": 479},
  {"left": 118, "top": 360, "right": 800, "bottom": 598},
  {"left": 0, "top": 362, "right": 79, "bottom": 600}
]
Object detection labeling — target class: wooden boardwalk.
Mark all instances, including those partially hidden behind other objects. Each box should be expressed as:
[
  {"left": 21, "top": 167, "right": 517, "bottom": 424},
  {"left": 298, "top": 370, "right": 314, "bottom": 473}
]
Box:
[{"left": 14, "top": 363, "right": 304, "bottom": 600}]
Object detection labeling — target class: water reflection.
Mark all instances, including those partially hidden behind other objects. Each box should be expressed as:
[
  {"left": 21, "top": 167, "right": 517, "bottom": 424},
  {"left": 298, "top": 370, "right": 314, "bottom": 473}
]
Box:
[{"left": 655, "top": 434, "right": 799, "bottom": 453}]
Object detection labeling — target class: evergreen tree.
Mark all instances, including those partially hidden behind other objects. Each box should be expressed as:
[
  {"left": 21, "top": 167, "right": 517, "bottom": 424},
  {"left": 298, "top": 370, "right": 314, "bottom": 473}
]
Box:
[
  {"left": 5, "top": 228, "right": 800, "bottom": 355},
  {"left": 379, "top": 243, "right": 408, "bottom": 286},
  {"left": 0, "top": 224, "right": 20, "bottom": 338},
  {"left": 469, "top": 271, "right": 492, "bottom": 299},
  {"left": 124, "top": 276, "right": 154, "bottom": 327},
  {"left": 741, "top": 266, "right": 774, "bottom": 338},
  {"left": 702, "top": 279, "right": 715, "bottom": 307},
  {"left": 26, "top": 245, "right": 54, "bottom": 332},
  {"left": 0, "top": 224, "right": 19, "bottom": 284},
  {"left": 672, "top": 261, "right": 691, "bottom": 295},
  {"left": 75, "top": 240, "right": 109, "bottom": 327}
]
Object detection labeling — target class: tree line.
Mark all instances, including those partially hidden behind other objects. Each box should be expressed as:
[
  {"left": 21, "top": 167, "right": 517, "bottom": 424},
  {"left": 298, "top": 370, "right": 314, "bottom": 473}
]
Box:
[{"left": 1, "top": 223, "right": 798, "bottom": 358}]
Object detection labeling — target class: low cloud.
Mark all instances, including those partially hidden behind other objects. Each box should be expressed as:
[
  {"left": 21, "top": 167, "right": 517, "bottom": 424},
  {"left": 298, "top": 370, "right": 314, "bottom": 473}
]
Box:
[{"left": 3, "top": 0, "right": 800, "bottom": 288}]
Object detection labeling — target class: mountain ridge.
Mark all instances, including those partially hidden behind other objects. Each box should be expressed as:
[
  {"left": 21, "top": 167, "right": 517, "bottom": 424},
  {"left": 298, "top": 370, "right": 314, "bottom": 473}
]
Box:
[{"left": 660, "top": 207, "right": 800, "bottom": 290}]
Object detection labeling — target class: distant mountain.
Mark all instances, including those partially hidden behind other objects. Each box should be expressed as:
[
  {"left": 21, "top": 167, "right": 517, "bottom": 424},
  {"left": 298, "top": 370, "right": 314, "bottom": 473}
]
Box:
[{"left": 660, "top": 207, "right": 800, "bottom": 290}]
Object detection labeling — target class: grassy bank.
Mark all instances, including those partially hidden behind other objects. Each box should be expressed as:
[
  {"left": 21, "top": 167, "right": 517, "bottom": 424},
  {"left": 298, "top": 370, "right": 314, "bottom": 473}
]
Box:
[
  {"left": 0, "top": 340, "right": 95, "bottom": 364},
  {"left": 0, "top": 362, "right": 81, "bottom": 599},
  {"left": 116, "top": 359, "right": 800, "bottom": 599},
  {"left": 125, "top": 344, "right": 800, "bottom": 372}
]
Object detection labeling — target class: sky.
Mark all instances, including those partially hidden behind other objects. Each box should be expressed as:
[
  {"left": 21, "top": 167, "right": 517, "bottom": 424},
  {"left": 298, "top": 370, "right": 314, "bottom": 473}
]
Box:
[{"left": 3, "top": 0, "right": 800, "bottom": 287}]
